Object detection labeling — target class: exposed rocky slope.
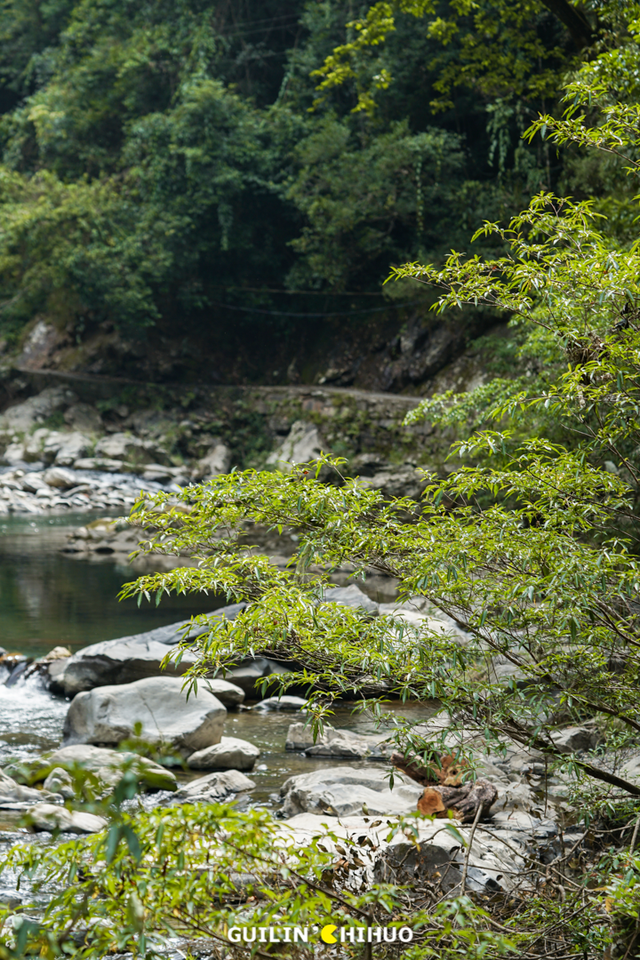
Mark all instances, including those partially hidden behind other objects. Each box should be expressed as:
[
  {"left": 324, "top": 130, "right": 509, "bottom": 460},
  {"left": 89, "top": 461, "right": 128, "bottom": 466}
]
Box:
[{"left": 6, "top": 306, "right": 497, "bottom": 393}]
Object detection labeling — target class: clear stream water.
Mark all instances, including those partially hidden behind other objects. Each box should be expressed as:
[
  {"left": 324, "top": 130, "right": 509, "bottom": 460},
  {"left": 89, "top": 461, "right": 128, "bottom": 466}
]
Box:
[
  {"left": 0, "top": 514, "right": 431, "bottom": 814},
  {"left": 0, "top": 513, "right": 220, "bottom": 658}
]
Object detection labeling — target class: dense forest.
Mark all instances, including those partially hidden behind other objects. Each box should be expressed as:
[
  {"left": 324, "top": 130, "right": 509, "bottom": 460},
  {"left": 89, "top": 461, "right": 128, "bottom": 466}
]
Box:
[{"left": 0, "top": 0, "right": 626, "bottom": 383}]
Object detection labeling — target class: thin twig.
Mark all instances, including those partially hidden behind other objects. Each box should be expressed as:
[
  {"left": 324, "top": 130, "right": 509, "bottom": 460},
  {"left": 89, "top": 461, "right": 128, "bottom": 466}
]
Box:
[
  {"left": 629, "top": 814, "right": 640, "bottom": 854},
  {"left": 460, "top": 805, "right": 483, "bottom": 894}
]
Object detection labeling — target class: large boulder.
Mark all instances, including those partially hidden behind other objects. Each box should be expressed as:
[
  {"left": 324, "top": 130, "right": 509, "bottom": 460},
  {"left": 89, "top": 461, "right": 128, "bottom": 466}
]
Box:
[
  {"left": 28, "top": 803, "right": 107, "bottom": 835},
  {"left": 51, "top": 604, "right": 246, "bottom": 696},
  {"left": 0, "top": 387, "right": 74, "bottom": 432},
  {"left": 191, "top": 442, "right": 231, "bottom": 480},
  {"left": 173, "top": 769, "right": 255, "bottom": 802},
  {"left": 53, "top": 635, "right": 198, "bottom": 696},
  {"left": 279, "top": 766, "right": 424, "bottom": 818},
  {"left": 62, "top": 677, "right": 226, "bottom": 754},
  {"left": 47, "top": 744, "right": 177, "bottom": 792},
  {"left": 187, "top": 737, "right": 260, "bottom": 771}
]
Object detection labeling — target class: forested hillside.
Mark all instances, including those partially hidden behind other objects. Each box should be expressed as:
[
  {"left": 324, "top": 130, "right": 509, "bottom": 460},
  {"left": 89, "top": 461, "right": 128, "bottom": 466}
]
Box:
[{"left": 0, "top": 0, "right": 618, "bottom": 384}]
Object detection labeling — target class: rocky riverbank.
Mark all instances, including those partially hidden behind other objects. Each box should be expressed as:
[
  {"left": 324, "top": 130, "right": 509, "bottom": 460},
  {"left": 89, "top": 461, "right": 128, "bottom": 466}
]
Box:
[
  {"left": 0, "top": 382, "right": 442, "bottom": 517},
  {"left": 2, "top": 601, "right": 637, "bottom": 899},
  {"left": 0, "top": 650, "right": 617, "bottom": 908}
]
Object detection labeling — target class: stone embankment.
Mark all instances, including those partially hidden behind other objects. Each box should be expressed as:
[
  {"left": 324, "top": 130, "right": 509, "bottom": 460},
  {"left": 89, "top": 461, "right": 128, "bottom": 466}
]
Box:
[{"left": 0, "top": 382, "right": 441, "bottom": 515}]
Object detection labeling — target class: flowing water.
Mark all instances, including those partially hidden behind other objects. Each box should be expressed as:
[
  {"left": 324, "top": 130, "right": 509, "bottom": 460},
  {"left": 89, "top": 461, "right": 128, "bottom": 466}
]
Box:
[{"left": 0, "top": 513, "right": 432, "bottom": 807}]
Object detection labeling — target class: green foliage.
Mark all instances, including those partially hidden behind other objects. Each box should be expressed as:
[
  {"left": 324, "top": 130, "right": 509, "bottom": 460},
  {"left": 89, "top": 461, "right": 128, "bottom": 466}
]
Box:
[
  {"left": 0, "top": 796, "right": 516, "bottom": 959},
  {"left": 0, "top": 0, "right": 609, "bottom": 343},
  {"left": 311, "top": 0, "right": 573, "bottom": 115},
  {"left": 287, "top": 119, "right": 466, "bottom": 288},
  {"left": 111, "top": 0, "right": 640, "bottom": 809},
  {"left": 4, "top": 5, "right": 640, "bottom": 958}
]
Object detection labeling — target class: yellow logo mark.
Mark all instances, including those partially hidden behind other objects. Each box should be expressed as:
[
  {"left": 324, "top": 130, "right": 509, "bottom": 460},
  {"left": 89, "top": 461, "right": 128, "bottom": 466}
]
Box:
[{"left": 320, "top": 924, "right": 338, "bottom": 944}]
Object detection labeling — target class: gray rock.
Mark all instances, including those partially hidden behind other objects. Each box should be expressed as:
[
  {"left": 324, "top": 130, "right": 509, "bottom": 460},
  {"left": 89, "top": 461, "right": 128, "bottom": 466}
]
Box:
[
  {"left": 280, "top": 813, "right": 518, "bottom": 895},
  {"left": 256, "top": 696, "right": 308, "bottom": 711},
  {"left": 20, "top": 471, "right": 49, "bottom": 493},
  {"left": 217, "top": 657, "right": 292, "bottom": 697},
  {"left": 174, "top": 769, "right": 255, "bottom": 801},
  {"left": 266, "top": 421, "right": 325, "bottom": 471},
  {"left": 620, "top": 753, "right": 640, "bottom": 785},
  {"left": 489, "top": 780, "right": 551, "bottom": 820},
  {"left": 62, "top": 676, "right": 226, "bottom": 754},
  {"left": 94, "top": 433, "right": 153, "bottom": 463},
  {"left": 141, "top": 464, "right": 186, "bottom": 484},
  {"left": 91, "top": 433, "right": 171, "bottom": 466},
  {"left": 187, "top": 737, "right": 260, "bottom": 771},
  {"left": 203, "top": 679, "right": 245, "bottom": 707},
  {"left": 23, "top": 428, "right": 52, "bottom": 463},
  {"left": 52, "top": 605, "right": 246, "bottom": 695},
  {"left": 374, "top": 820, "right": 516, "bottom": 894},
  {"left": 2, "top": 442, "right": 26, "bottom": 466},
  {"left": 64, "top": 403, "right": 103, "bottom": 434},
  {"left": 48, "top": 744, "right": 178, "bottom": 792},
  {"left": 53, "top": 433, "right": 90, "bottom": 467},
  {"left": 0, "top": 769, "right": 44, "bottom": 806},
  {"left": 349, "top": 453, "right": 387, "bottom": 477},
  {"left": 0, "top": 388, "right": 73, "bottom": 433},
  {"left": 280, "top": 766, "right": 423, "bottom": 818},
  {"left": 73, "top": 457, "right": 127, "bottom": 472},
  {"left": 43, "top": 466, "right": 77, "bottom": 489},
  {"left": 321, "top": 585, "right": 379, "bottom": 616},
  {"left": 550, "top": 725, "right": 601, "bottom": 754},
  {"left": 191, "top": 442, "right": 231, "bottom": 480},
  {"left": 54, "top": 637, "right": 197, "bottom": 696},
  {"left": 285, "top": 723, "right": 389, "bottom": 759},
  {"left": 43, "top": 767, "right": 75, "bottom": 799},
  {"left": 28, "top": 803, "right": 107, "bottom": 834},
  {"left": 490, "top": 808, "right": 558, "bottom": 838},
  {"left": 358, "top": 464, "right": 426, "bottom": 500}
]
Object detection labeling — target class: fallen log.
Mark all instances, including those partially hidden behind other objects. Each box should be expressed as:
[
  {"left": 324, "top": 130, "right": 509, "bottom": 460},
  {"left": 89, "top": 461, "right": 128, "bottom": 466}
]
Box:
[{"left": 390, "top": 751, "right": 498, "bottom": 822}]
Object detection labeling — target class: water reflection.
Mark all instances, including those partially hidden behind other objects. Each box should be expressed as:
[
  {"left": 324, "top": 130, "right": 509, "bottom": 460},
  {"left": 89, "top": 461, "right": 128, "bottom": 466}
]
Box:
[{"left": 0, "top": 514, "right": 223, "bottom": 658}]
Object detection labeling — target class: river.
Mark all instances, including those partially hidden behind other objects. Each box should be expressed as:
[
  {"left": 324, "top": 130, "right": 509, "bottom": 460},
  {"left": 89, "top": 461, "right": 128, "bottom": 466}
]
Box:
[{"left": 0, "top": 513, "right": 431, "bottom": 810}]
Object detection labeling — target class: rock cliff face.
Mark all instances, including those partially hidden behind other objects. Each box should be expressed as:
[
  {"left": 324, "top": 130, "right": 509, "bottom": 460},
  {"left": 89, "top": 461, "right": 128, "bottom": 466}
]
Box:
[{"left": 5, "top": 304, "right": 496, "bottom": 393}]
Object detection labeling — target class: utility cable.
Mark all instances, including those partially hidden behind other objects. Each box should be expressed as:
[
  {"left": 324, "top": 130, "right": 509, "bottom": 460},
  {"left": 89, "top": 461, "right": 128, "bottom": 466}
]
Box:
[{"left": 210, "top": 298, "right": 424, "bottom": 318}]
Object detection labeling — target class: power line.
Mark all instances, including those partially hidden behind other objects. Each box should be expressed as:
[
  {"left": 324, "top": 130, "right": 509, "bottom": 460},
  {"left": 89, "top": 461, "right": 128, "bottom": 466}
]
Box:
[
  {"left": 213, "top": 285, "right": 394, "bottom": 296},
  {"left": 211, "top": 299, "right": 423, "bottom": 318}
]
